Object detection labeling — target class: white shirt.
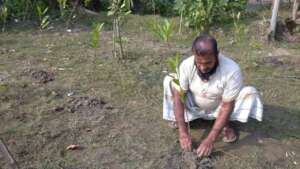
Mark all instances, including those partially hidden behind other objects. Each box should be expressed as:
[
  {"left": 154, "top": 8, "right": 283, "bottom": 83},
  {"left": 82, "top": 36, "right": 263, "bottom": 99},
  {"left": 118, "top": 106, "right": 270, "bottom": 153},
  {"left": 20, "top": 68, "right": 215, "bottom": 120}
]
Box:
[{"left": 179, "top": 54, "right": 243, "bottom": 111}]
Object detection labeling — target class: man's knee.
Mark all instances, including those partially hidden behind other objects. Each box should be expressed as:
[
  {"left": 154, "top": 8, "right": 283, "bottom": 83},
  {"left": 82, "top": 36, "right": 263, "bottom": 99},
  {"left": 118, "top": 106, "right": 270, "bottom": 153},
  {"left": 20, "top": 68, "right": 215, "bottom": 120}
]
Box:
[
  {"left": 163, "top": 75, "right": 174, "bottom": 89},
  {"left": 238, "top": 86, "right": 259, "bottom": 99}
]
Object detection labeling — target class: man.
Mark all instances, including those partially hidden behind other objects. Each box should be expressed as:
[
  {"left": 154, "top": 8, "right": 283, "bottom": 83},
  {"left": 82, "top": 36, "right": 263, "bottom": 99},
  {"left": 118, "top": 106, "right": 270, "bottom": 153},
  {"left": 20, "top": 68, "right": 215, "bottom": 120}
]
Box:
[{"left": 163, "top": 34, "right": 263, "bottom": 157}]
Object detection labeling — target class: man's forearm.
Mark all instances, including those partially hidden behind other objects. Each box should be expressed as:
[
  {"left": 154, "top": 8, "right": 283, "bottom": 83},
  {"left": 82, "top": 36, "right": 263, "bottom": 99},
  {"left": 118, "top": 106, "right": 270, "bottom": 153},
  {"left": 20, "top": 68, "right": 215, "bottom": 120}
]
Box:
[
  {"left": 207, "top": 101, "right": 234, "bottom": 141},
  {"left": 173, "top": 91, "right": 188, "bottom": 136}
]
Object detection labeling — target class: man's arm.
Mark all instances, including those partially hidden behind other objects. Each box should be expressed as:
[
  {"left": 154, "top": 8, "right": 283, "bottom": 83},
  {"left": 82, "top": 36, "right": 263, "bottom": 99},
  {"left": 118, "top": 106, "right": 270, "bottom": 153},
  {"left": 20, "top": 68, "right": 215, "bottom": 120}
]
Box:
[
  {"left": 207, "top": 101, "right": 234, "bottom": 141},
  {"left": 173, "top": 88, "right": 192, "bottom": 152},
  {"left": 197, "top": 100, "right": 235, "bottom": 157}
]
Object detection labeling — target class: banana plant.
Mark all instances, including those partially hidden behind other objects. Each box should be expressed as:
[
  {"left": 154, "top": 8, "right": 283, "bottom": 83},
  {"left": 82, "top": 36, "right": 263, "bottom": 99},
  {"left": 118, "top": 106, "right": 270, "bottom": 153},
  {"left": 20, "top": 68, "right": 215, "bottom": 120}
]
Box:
[
  {"left": 149, "top": 19, "right": 174, "bottom": 47},
  {"left": 167, "top": 53, "right": 181, "bottom": 86},
  {"left": 167, "top": 53, "right": 185, "bottom": 100},
  {"left": 0, "top": 5, "right": 8, "bottom": 32},
  {"left": 36, "top": 5, "right": 50, "bottom": 30},
  {"left": 91, "top": 22, "right": 105, "bottom": 57}
]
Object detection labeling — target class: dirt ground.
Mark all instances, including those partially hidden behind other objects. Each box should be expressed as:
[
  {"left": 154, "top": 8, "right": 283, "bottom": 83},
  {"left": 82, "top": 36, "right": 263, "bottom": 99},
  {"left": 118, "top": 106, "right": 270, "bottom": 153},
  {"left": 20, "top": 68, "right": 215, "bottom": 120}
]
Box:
[{"left": 1, "top": 6, "right": 300, "bottom": 169}]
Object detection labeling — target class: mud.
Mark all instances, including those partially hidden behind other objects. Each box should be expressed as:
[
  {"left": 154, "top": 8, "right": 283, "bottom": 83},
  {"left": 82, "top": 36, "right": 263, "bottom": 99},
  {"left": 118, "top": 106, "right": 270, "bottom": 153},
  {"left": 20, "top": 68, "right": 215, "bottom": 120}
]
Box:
[
  {"left": 162, "top": 145, "right": 215, "bottom": 169},
  {"left": 23, "top": 69, "right": 55, "bottom": 84},
  {"left": 52, "top": 96, "right": 113, "bottom": 115},
  {"left": 262, "top": 56, "right": 284, "bottom": 66}
]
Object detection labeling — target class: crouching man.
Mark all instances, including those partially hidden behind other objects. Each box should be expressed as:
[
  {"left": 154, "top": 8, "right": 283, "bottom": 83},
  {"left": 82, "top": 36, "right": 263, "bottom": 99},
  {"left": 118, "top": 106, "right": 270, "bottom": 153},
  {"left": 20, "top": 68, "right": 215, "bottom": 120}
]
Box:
[{"left": 163, "top": 34, "right": 263, "bottom": 157}]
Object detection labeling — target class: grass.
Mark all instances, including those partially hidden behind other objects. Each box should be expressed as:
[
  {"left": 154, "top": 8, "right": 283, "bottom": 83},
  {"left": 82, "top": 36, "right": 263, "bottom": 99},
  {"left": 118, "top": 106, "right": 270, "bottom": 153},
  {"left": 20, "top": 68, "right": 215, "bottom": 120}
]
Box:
[{"left": 0, "top": 7, "right": 300, "bottom": 169}]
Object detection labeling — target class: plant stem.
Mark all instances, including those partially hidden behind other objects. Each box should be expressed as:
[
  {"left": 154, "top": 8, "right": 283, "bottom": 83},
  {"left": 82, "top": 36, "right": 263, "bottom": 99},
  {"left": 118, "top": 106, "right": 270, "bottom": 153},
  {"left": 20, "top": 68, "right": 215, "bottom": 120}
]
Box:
[
  {"left": 179, "top": 11, "right": 183, "bottom": 35},
  {"left": 116, "top": 18, "right": 125, "bottom": 59},
  {"left": 113, "top": 19, "right": 117, "bottom": 59}
]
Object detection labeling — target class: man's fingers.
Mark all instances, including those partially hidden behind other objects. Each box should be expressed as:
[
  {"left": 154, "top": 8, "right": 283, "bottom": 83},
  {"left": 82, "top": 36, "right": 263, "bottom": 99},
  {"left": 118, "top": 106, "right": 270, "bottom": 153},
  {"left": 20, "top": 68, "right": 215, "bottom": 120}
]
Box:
[
  {"left": 183, "top": 142, "right": 191, "bottom": 152},
  {"left": 207, "top": 148, "right": 212, "bottom": 156},
  {"left": 197, "top": 146, "right": 205, "bottom": 157},
  {"left": 205, "top": 149, "right": 210, "bottom": 156},
  {"left": 186, "top": 143, "right": 192, "bottom": 152}
]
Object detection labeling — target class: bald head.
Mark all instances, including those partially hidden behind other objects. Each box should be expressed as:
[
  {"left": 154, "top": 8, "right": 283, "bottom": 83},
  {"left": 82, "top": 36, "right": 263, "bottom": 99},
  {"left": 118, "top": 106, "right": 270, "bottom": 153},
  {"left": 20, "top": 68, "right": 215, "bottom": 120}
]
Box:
[{"left": 192, "top": 34, "right": 219, "bottom": 58}]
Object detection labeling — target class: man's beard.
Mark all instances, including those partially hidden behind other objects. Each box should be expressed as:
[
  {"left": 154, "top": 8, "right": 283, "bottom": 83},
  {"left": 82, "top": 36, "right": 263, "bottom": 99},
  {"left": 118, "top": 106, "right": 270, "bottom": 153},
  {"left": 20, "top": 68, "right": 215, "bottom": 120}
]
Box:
[{"left": 195, "top": 59, "right": 219, "bottom": 81}]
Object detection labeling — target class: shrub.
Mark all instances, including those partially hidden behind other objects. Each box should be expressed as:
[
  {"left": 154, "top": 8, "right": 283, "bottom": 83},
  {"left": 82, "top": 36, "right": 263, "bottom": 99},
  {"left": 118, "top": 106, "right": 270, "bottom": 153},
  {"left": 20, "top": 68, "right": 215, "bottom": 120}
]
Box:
[{"left": 174, "top": 0, "right": 247, "bottom": 32}]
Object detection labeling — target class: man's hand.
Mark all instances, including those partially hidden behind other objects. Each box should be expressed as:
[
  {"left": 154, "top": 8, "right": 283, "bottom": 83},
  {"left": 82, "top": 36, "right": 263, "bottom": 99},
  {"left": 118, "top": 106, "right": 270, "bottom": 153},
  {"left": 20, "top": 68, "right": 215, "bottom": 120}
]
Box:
[
  {"left": 179, "top": 133, "right": 192, "bottom": 152},
  {"left": 196, "top": 137, "right": 214, "bottom": 157}
]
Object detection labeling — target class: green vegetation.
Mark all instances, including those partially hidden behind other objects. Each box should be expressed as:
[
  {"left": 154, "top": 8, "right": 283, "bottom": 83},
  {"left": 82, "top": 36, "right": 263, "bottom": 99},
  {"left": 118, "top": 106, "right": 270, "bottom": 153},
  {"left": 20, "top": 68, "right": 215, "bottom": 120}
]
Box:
[
  {"left": 0, "top": 4, "right": 8, "bottom": 32},
  {"left": 174, "top": 0, "right": 247, "bottom": 32},
  {"left": 108, "top": 0, "right": 133, "bottom": 59},
  {"left": 36, "top": 5, "right": 50, "bottom": 30},
  {"left": 148, "top": 19, "right": 174, "bottom": 47},
  {"left": 91, "top": 22, "right": 104, "bottom": 57}
]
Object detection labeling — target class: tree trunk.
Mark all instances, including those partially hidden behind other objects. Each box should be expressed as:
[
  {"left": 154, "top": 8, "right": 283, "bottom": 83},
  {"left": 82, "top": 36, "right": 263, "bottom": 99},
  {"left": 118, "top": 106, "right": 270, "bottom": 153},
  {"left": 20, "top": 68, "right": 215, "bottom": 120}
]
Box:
[
  {"left": 268, "top": 0, "right": 281, "bottom": 41},
  {"left": 292, "top": 0, "right": 299, "bottom": 20}
]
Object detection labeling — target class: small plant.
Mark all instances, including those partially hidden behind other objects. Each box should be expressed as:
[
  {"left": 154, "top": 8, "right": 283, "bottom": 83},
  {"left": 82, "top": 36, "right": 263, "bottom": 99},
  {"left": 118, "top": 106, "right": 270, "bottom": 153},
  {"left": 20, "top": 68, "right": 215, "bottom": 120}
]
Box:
[
  {"left": 36, "top": 5, "right": 50, "bottom": 30},
  {"left": 167, "top": 53, "right": 181, "bottom": 84},
  {"left": 149, "top": 19, "right": 174, "bottom": 47},
  {"left": 148, "top": 19, "right": 174, "bottom": 65},
  {"left": 167, "top": 53, "right": 185, "bottom": 100},
  {"left": 108, "top": 0, "right": 133, "bottom": 60},
  {"left": 91, "top": 23, "right": 105, "bottom": 57},
  {"left": 57, "top": 0, "right": 68, "bottom": 19},
  {"left": 116, "top": 36, "right": 129, "bottom": 56},
  {"left": 0, "top": 5, "right": 8, "bottom": 32},
  {"left": 250, "top": 37, "right": 262, "bottom": 50},
  {"left": 231, "top": 12, "right": 247, "bottom": 42}
]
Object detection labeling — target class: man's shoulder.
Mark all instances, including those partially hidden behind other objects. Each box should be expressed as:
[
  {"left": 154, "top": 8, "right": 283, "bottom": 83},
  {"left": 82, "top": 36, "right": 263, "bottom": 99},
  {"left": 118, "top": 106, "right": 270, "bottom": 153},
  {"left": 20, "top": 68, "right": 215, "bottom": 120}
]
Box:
[
  {"left": 219, "top": 54, "right": 241, "bottom": 73},
  {"left": 180, "top": 55, "right": 194, "bottom": 68}
]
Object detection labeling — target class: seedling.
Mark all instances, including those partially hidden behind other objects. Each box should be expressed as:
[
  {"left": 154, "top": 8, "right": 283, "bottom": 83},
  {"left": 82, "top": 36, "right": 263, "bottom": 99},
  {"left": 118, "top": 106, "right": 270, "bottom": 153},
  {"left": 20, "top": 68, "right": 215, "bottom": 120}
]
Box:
[
  {"left": 108, "top": 0, "right": 133, "bottom": 60},
  {"left": 91, "top": 23, "right": 105, "bottom": 57},
  {"left": 149, "top": 19, "right": 174, "bottom": 47},
  {"left": 0, "top": 5, "right": 8, "bottom": 32},
  {"left": 36, "top": 5, "right": 50, "bottom": 30}
]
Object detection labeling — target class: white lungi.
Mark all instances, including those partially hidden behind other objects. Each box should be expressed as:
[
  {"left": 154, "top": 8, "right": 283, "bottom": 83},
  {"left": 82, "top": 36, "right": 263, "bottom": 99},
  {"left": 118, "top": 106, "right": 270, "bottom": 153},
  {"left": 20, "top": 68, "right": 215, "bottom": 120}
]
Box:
[{"left": 163, "top": 75, "right": 263, "bottom": 123}]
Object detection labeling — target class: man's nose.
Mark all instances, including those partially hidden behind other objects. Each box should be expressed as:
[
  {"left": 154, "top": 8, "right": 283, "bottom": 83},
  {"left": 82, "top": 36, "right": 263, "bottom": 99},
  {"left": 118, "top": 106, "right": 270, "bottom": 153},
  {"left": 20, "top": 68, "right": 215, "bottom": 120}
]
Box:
[{"left": 200, "top": 66, "right": 208, "bottom": 71}]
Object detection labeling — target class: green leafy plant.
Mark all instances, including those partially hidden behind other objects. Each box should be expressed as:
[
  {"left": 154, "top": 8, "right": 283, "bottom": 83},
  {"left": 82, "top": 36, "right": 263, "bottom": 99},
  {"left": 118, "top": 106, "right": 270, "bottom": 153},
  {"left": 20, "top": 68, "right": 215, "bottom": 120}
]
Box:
[
  {"left": 167, "top": 53, "right": 185, "bottom": 100},
  {"left": 174, "top": 0, "right": 247, "bottom": 32},
  {"left": 167, "top": 53, "right": 181, "bottom": 84},
  {"left": 231, "top": 12, "right": 247, "bottom": 42},
  {"left": 149, "top": 19, "right": 174, "bottom": 46},
  {"left": 91, "top": 23, "right": 105, "bottom": 57},
  {"left": 36, "top": 5, "right": 50, "bottom": 30},
  {"left": 57, "top": 0, "right": 68, "bottom": 19},
  {"left": 108, "top": 0, "right": 133, "bottom": 60},
  {"left": 0, "top": 5, "right": 8, "bottom": 32},
  {"left": 2, "top": 0, "right": 36, "bottom": 21}
]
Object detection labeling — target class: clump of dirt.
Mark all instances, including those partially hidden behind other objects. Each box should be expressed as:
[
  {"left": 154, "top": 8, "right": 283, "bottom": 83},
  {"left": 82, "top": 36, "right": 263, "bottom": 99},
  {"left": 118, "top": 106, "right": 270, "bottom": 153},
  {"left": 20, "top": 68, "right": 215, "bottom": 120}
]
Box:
[
  {"left": 262, "top": 56, "right": 284, "bottom": 66},
  {"left": 275, "top": 19, "right": 300, "bottom": 42},
  {"left": 23, "top": 69, "right": 55, "bottom": 84},
  {"left": 164, "top": 151, "right": 215, "bottom": 169},
  {"left": 53, "top": 96, "right": 112, "bottom": 114}
]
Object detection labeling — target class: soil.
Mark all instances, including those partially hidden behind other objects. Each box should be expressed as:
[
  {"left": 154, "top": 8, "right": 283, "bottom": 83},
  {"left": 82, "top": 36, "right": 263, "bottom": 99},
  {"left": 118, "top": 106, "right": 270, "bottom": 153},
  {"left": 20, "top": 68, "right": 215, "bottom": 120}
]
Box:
[{"left": 23, "top": 69, "right": 55, "bottom": 84}]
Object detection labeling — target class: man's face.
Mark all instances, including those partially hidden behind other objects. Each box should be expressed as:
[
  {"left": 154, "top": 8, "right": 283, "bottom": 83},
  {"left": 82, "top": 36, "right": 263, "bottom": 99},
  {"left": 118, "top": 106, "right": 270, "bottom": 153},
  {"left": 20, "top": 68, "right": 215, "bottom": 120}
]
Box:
[{"left": 194, "top": 53, "right": 217, "bottom": 74}]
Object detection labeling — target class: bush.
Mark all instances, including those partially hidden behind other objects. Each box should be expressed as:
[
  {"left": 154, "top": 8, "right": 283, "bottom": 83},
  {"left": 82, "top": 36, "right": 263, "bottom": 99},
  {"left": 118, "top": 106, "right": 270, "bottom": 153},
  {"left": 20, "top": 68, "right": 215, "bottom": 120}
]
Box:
[
  {"left": 132, "top": 0, "right": 176, "bottom": 16},
  {"left": 174, "top": 0, "right": 247, "bottom": 32}
]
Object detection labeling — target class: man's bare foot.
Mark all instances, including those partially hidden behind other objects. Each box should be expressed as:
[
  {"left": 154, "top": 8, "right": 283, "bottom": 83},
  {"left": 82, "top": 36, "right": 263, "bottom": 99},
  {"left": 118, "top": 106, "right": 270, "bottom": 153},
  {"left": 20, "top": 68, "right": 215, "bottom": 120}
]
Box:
[
  {"left": 168, "top": 121, "right": 178, "bottom": 129},
  {"left": 222, "top": 125, "right": 237, "bottom": 143}
]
